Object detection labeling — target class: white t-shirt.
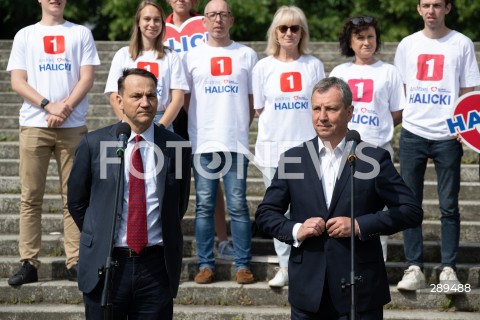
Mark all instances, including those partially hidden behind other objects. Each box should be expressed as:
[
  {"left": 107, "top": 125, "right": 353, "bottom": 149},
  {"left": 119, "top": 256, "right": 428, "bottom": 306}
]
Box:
[
  {"left": 183, "top": 41, "right": 258, "bottom": 154},
  {"left": 104, "top": 47, "right": 188, "bottom": 112},
  {"left": 330, "top": 60, "right": 404, "bottom": 149},
  {"left": 253, "top": 55, "right": 325, "bottom": 167},
  {"left": 6, "top": 21, "right": 100, "bottom": 128},
  {"left": 394, "top": 30, "right": 480, "bottom": 140}
]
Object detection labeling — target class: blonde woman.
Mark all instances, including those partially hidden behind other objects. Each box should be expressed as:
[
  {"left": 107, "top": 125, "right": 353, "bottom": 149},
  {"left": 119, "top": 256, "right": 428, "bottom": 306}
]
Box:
[{"left": 253, "top": 6, "right": 325, "bottom": 288}]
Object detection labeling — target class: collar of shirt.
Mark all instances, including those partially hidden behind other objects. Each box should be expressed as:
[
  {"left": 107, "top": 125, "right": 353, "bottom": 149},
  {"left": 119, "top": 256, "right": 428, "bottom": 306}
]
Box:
[
  {"left": 127, "top": 122, "right": 155, "bottom": 144},
  {"left": 318, "top": 137, "right": 346, "bottom": 161}
]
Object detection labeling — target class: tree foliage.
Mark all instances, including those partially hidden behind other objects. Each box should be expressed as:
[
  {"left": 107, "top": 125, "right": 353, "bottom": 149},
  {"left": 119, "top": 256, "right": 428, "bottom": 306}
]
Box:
[{"left": 0, "top": 0, "right": 478, "bottom": 42}]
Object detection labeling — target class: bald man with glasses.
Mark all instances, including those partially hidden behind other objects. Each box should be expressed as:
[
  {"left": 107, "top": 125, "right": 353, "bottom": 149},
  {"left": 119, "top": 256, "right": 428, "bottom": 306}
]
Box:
[{"left": 182, "top": 0, "right": 258, "bottom": 285}]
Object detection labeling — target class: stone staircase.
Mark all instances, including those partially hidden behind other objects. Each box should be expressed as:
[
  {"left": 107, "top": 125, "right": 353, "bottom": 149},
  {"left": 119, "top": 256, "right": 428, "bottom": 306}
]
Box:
[{"left": 0, "top": 40, "right": 479, "bottom": 319}]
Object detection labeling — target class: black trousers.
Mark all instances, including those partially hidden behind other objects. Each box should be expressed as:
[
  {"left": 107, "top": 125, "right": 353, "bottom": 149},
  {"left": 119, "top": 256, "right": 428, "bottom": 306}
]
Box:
[
  {"left": 83, "top": 246, "right": 173, "bottom": 320},
  {"left": 291, "top": 278, "right": 383, "bottom": 320}
]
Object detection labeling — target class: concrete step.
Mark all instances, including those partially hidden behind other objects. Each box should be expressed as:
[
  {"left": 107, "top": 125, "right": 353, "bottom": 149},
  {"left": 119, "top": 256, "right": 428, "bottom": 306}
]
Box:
[
  {"left": 0, "top": 156, "right": 476, "bottom": 182},
  {"left": 0, "top": 137, "right": 478, "bottom": 164},
  {"left": 0, "top": 174, "right": 478, "bottom": 204},
  {"left": 0, "top": 158, "right": 263, "bottom": 178},
  {"left": 1, "top": 254, "right": 480, "bottom": 288},
  {"left": 0, "top": 277, "right": 479, "bottom": 312},
  {"left": 0, "top": 194, "right": 479, "bottom": 226},
  {"left": 1, "top": 231, "right": 480, "bottom": 265},
  {"left": 0, "top": 304, "right": 478, "bottom": 320}
]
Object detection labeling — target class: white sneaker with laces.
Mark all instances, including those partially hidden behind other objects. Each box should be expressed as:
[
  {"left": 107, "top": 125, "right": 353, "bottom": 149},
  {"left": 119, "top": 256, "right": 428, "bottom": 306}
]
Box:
[
  {"left": 268, "top": 267, "right": 288, "bottom": 288},
  {"left": 396, "top": 265, "right": 426, "bottom": 291},
  {"left": 439, "top": 267, "right": 462, "bottom": 294}
]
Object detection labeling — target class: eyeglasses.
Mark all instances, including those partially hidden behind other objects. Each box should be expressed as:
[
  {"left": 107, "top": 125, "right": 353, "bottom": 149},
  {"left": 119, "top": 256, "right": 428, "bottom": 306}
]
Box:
[
  {"left": 277, "top": 25, "right": 301, "bottom": 34},
  {"left": 204, "top": 11, "right": 232, "bottom": 21},
  {"left": 350, "top": 16, "right": 373, "bottom": 25}
]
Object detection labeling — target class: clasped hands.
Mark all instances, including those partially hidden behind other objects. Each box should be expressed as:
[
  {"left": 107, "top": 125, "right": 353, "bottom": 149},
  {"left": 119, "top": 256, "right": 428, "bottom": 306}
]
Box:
[
  {"left": 45, "top": 99, "right": 73, "bottom": 128},
  {"left": 296, "top": 216, "right": 359, "bottom": 242}
]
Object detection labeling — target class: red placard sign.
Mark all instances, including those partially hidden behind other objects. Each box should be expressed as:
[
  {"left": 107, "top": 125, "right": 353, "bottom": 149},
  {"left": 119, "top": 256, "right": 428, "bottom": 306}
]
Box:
[
  {"left": 164, "top": 16, "right": 208, "bottom": 54},
  {"left": 446, "top": 91, "right": 480, "bottom": 153}
]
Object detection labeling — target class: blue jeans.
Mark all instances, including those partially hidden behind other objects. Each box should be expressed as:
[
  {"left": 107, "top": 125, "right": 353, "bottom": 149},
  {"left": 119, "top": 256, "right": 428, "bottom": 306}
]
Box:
[
  {"left": 399, "top": 128, "right": 462, "bottom": 269},
  {"left": 193, "top": 152, "right": 251, "bottom": 271}
]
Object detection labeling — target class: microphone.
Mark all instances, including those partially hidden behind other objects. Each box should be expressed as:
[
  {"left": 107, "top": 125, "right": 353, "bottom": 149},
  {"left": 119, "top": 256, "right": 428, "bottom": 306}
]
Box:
[
  {"left": 345, "top": 130, "right": 361, "bottom": 164},
  {"left": 115, "top": 122, "right": 131, "bottom": 157}
]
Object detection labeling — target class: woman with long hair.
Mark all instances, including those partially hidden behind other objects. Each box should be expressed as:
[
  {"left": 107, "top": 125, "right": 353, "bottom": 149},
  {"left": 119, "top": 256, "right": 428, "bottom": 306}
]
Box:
[{"left": 105, "top": 0, "right": 187, "bottom": 131}]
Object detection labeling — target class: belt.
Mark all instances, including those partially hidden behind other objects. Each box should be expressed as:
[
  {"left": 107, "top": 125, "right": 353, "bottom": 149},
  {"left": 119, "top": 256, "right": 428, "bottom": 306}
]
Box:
[{"left": 113, "top": 245, "right": 163, "bottom": 258}]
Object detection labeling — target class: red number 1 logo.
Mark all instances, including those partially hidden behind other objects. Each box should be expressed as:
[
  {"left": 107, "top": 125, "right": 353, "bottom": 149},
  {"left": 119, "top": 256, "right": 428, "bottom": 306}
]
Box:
[
  {"left": 43, "top": 36, "right": 65, "bottom": 54},
  {"left": 416, "top": 54, "right": 444, "bottom": 81},
  {"left": 137, "top": 62, "right": 160, "bottom": 78},
  {"left": 211, "top": 57, "right": 232, "bottom": 76},
  {"left": 348, "top": 79, "right": 373, "bottom": 102},
  {"left": 280, "top": 72, "right": 302, "bottom": 92}
]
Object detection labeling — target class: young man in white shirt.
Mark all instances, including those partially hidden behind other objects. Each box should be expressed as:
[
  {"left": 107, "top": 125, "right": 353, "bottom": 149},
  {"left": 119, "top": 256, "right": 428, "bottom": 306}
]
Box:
[
  {"left": 394, "top": 0, "right": 480, "bottom": 293},
  {"left": 6, "top": 0, "right": 100, "bottom": 286}
]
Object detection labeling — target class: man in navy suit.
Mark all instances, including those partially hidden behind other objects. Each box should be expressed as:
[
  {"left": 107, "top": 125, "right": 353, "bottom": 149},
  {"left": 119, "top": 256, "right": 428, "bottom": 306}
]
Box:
[
  {"left": 255, "top": 77, "right": 423, "bottom": 319},
  {"left": 68, "top": 68, "right": 191, "bottom": 319}
]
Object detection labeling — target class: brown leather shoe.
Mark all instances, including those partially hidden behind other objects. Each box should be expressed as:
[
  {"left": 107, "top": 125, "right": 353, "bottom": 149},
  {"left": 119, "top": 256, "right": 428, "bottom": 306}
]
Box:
[
  {"left": 236, "top": 268, "right": 255, "bottom": 284},
  {"left": 194, "top": 268, "right": 214, "bottom": 284}
]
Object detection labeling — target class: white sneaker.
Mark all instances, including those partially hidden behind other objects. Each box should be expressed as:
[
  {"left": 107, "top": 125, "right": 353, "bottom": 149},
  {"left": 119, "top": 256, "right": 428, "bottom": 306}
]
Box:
[
  {"left": 396, "top": 265, "right": 426, "bottom": 291},
  {"left": 268, "top": 267, "right": 288, "bottom": 288},
  {"left": 439, "top": 267, "right": 462, "bottom": 294}
]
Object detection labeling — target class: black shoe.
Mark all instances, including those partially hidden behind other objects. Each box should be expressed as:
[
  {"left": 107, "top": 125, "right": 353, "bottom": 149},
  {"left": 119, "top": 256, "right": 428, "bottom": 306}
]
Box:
[
  {"left": 67, "top": 264, "right": 78, "bottom": 282},
  {"left": 8, "top": 261, "right": 38, "bottom": 286}
]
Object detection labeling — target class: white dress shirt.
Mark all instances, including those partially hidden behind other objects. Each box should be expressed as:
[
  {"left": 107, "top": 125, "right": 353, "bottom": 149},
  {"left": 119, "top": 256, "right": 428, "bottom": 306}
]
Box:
[
  {"left": 292, "top": 137, "right": 346, "bottom": 246},
  {"left": 115, "top": 123, "right": 163, "bottom": 247}
]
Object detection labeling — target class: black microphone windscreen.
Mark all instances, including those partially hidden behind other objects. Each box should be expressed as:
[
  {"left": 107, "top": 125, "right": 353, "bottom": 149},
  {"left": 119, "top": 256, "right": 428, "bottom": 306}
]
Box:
[
  {"left": 116, "top": 122, "right": 131, "bottom": 139},
  {"left": 346, "top": 130, "right": 361, "bottom": 143}
]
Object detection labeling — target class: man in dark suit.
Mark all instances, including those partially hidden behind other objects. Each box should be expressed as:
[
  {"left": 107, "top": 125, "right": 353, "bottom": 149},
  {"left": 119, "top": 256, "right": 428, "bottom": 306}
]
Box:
[
  {"left": 255, "top": 77, "right": 423, "bottom": 320},
  {"left": 68, "top": 68, "right": 191, "bottom": 319}
]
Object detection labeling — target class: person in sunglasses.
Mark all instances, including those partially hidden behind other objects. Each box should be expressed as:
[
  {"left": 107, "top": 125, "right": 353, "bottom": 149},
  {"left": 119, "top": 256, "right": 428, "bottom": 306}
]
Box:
[
  {"left": 252, "top": 5, "right": 325, "bottom": 289},
  {"left": 329, "top": 15, "right": 405, "bottom": 263}
]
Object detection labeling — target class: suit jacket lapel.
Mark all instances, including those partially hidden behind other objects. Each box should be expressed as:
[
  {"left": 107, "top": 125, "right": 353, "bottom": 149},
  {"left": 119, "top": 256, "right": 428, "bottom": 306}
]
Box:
[
  {"left": 304, "top": 138, "right": 329, "bottom": 215},
  {"left": 153, "top": 125, "right": 167, "bottom": 207},
  {"left": 108, "top": 123, "right": 124, "bottom": 213}
]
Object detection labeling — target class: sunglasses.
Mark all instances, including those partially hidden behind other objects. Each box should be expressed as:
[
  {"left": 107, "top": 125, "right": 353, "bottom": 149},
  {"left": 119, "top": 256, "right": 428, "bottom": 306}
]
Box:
[
  {"left": 350, "top": 16, "right": 374, "bottom": 25},
  {"left": 277, "top": 25, "right": 301, "bottom": 33}
]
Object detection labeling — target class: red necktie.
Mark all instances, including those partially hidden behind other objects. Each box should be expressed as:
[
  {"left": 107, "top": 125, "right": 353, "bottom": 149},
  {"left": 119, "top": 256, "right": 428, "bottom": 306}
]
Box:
[{"left": 126, "top": 135, "right": 148, "bottom": 253}]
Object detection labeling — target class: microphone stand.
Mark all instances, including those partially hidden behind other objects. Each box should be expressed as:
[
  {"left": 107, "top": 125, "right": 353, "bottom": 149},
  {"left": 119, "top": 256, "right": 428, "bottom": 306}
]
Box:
[
  {"left": 341, "top": 153, "right": 361, "bottom": 320},
  {"left": 100, "top": 143, "right": 126, "bottom": 320}
]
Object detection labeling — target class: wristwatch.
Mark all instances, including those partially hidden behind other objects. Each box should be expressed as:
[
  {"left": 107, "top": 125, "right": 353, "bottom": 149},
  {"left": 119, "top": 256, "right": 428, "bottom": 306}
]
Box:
[{"left": 40, "top": 98, "right": 50, "bottom": 109}]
